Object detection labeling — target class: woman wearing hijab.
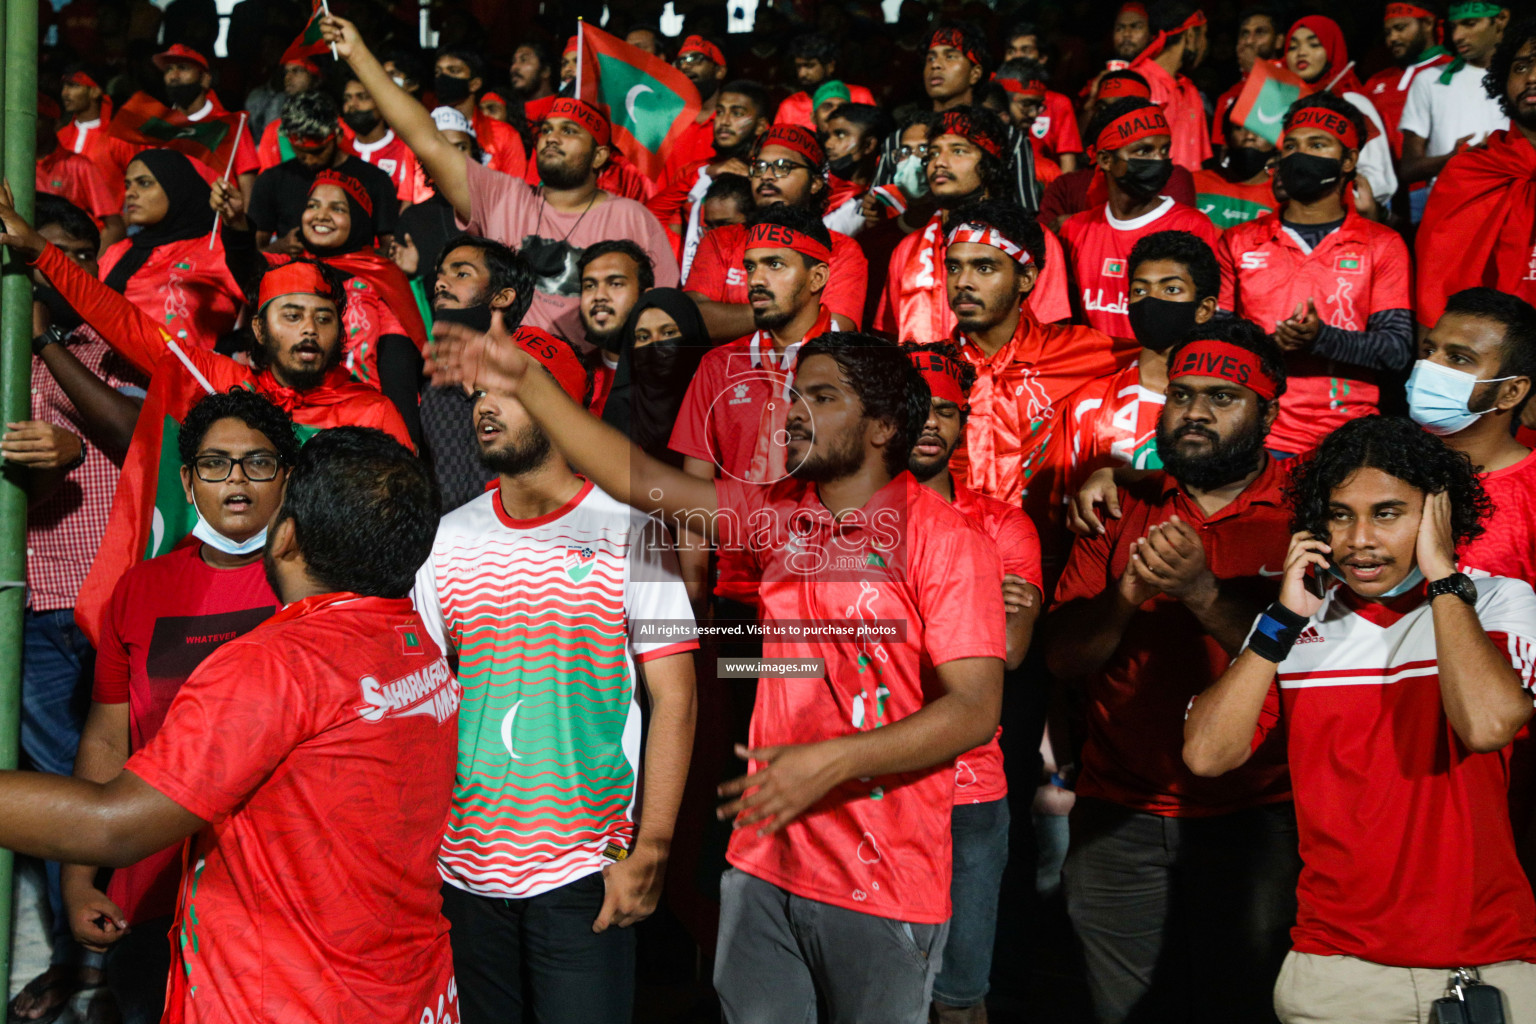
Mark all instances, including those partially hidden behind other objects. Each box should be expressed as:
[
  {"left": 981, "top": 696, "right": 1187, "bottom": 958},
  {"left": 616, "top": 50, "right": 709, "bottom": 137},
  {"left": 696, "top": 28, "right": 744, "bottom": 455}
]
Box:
[
  {"left": 99, "top": 149, "right": 246, "bottom": 351},
  {"left": 600, "top": 288, "right": 710, "bottom": 466},
  {"left": 1283, "top": 16, "right": 1398, "bottom": 215}
]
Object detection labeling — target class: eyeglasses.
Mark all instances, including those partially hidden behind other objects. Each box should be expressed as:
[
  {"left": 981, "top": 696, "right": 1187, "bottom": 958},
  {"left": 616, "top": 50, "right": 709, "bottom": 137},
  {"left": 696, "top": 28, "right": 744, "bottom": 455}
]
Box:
[
  {"left": 897, "top": 143, "right": 931, "bottom": 161},
  {"left": 676, "top": 52, "right": 710, "bottom": 67},
  {"left": 749, "top": 158, "right": 813, "bottom": 179},
  {"left": 192, "top": 453, "right": 282, "bottom": 482}
]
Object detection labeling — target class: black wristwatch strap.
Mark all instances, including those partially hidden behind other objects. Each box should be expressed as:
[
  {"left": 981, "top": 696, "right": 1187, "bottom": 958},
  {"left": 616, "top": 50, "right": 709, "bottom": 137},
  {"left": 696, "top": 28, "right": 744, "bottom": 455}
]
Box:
[
  {"left": 60, "top": 439, "right": 87, "bottom": 473},
  {"left": 31, "top": 325, "right": 64, "bottom": 356},
  {"left": 1426, "top": 572, "right": 1477, "bottom": 605}
]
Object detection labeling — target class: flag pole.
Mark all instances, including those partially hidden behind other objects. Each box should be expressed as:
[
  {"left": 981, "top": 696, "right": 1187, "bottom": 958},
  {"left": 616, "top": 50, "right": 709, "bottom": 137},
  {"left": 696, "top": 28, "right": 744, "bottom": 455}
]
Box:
[
  {"left": 319, "top": 0, "right": 338, "bottom": 59},
  {"left": 576, "top": 18, "right": 584, "bottom": 98},
  {"left": 208, "top": 110, "right": 246, "bottom": 249},
  {"left": 1323, "top": 60, "right": 1355, "bottom": 95}
]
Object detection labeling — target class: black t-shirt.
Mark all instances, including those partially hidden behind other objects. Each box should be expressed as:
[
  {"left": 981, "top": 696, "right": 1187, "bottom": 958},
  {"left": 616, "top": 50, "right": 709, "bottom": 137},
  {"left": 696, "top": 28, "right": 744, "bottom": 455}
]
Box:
[
  {"left": 395, "top": 193, "right": 458, "bottom": 286},
  {"left": 247, "top": 155, "right": 400, "bottom": 240}
]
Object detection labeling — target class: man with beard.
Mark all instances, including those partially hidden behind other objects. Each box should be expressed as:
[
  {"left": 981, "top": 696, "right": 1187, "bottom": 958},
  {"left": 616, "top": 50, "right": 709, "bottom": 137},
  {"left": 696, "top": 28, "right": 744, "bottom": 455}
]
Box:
[
  {"left": 340, "top": 77, "right": 427, "bottom": 203},
  {"left": 903, "top": 340, "right": 1041, "bottom": 1024},
  {"left": 1113, "top": 3, "right": 1153, "bottom": 61},
  {"left": 647, "top": 80, "right": 772, "bottom": 278},
  {"left": 413, "top": 326, "right": 696, "bottom": 1023},
  {"left": 509, "top": 40, "right": 559, "bottom": 126},
  {"left": 773, "top": 35, "right": 875, "bottom": 131},
  {"left": 578, "top": 240, "right": 655, "bottom": 414},
  {"left": 322, "top": 14, "right": 678, "bottom": 348},
  {"left": 994, "top": 58, "right": 1081, "bottom": 176},
  {"left": 0, "top": 190, "right": 412, "bottom": 639},
  {"left": 925, "top": 22, "right": 988, "bottom": 113},
  {"left": 1048, "top": 318, "right": 1300, "bottom": 1024},
  {"left": 1218, "top": 95, "right": 1413, "bottom": 457},
  {"left": 820, "top": 104, "right": 894, "bottom": 238},
  {"left": 1211, "top": 8, "right": 1284, "bottom": 151},
  {"left": 1061, "top": 98, "right": 1220, "bottom": 339},
  {"left": 1415, "top": 17, "right": 1536, "bottom": 324},
  {"left": 432, "top": 46, "right": 527, "bottom": 178},
  {"left": 684, "top": 124, "right": 866, "bottom": 341},
  {"left": 419, "top": 234, "right": 535, "bottom": 511},
  {"left": 424, "top": 319, "right": 1006, "bottom": 1024},
  {"left": 1129, "top": 1, "right": 1212, "bottom": 173},
  {"left": 668, "top": 36, "right": 732, "bottom": 177},
  {"left": 1361, "top": 3, "right": 1453, "bottom": 161},
  {"left": 877, "top": 108, "right": 1073, "bottom": 342},
  {"left": 150, "top": 44, "right": 259, "bottom": 206}
]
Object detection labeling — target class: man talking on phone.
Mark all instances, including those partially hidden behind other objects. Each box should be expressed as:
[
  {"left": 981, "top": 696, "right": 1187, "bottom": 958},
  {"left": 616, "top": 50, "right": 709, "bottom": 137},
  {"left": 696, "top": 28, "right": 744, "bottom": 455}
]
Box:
[
  {"left": 1046, "top": 317, "right": 1301, "bottom": 1024},
  {"left": 1184, "top": 415, "right": 1536, "bottom": 1022}
]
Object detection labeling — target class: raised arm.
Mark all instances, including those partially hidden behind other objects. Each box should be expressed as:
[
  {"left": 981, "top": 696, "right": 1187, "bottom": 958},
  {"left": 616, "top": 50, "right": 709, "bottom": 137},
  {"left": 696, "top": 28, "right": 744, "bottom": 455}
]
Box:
[{"left": 321, "top": 15, "right": 471, "bottom": 220}]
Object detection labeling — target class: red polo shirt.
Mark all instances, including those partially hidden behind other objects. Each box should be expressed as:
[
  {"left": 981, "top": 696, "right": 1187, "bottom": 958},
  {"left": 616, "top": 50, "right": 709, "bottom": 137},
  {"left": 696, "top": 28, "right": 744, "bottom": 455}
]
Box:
[
  {"left": 1218, "top": 208, "right": 1412, "bottom": 454},
  {"left": 1361, "top": 49, "right": 1453, "bottom": 160},
  {"left": 716, "top": 472, "right": 1007, "bottom": 923},
  {"left": 1052, "top": 457, "right": 1294, "bottom": 816}
]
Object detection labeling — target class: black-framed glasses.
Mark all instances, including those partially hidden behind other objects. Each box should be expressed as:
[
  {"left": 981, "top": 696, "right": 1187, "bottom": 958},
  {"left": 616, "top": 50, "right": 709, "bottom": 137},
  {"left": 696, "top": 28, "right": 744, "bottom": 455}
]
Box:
[
  {"left": 192, "top": 453, "right": 282, "bottom": 482},
  {"left": 749, "top": 158, "right": 813, "bottom": 179}
]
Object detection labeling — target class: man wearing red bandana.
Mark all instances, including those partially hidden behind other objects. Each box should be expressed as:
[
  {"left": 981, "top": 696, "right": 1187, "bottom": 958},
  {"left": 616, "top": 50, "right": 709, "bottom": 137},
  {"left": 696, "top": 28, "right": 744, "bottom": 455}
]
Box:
[
  {"left": 876, "top": 107, "right": 1073, "bottom": 344},
  {"left": 1361, "top": 3, "right": 1454, "bottom": 159},
  {"left": 1049, "top": 318, "right": 1300, "bottom": 1024},
  {"left": 1219, "top": 96, "right": 1414, "bottom": 456},
  {"left": 1060, "top": 98, "right": 1221, "bottom": 339},
  {"left": 926, "top": 23, "right": 989, "bottom": 112},
  {"left": 1130, "top": 1, "right": 1213, "bottom": 172},
  {"left": 685, "top": 125, "right": 867, "bottom": 340},
  {"left": 994, "top": 59, "right": 1081, "bottom": 176},
  {"left": 57, "top": 68, "right": 140, "bottom": 211}
]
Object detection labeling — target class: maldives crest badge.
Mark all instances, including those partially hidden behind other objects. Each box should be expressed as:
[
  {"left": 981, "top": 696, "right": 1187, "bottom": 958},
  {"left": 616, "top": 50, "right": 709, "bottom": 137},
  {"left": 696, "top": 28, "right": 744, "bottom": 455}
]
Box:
[{"left": 564, "top": 546, "right": 597, "bottom": 582}]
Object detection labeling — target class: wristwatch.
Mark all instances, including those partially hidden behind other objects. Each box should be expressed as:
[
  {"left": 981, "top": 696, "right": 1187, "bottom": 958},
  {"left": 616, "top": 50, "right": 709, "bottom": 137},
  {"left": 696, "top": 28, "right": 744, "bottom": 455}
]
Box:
[
  {"left": 1427, "top": 572, "right": 1477, "bottom": 606},
  {"left": 31, "top": 324, "right": 64, "bottom": 356}
]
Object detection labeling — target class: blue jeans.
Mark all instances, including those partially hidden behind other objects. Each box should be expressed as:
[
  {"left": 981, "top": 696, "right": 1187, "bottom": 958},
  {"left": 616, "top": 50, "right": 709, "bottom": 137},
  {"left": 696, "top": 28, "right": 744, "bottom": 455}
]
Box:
[
  {"left": 931, "top": 798, "right": 1010, "bottom": 1007},
  {"left": 22, "top": 608, "right": 96, "bottom": 968}
]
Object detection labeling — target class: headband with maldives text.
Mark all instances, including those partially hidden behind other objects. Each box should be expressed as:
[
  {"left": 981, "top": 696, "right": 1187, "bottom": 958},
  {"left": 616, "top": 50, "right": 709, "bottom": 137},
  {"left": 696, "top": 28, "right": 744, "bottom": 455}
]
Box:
[
  {"left": 744, "top": 222, "right": 833, "bottom": 264},
  {"left": 1168, "top": 340, "right": 1279, "bottom": 401}
]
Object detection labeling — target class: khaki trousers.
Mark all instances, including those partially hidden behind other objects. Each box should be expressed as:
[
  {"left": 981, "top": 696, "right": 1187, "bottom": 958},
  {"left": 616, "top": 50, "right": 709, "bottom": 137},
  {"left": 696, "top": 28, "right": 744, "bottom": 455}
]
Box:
[{"left": 1274, "top": 950, "right": 1536, "bottom": 1023}]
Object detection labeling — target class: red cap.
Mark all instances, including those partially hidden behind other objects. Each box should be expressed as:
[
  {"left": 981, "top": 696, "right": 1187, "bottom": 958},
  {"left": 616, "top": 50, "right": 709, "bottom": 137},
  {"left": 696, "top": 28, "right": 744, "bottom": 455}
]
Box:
[
  {"left": 258, "top": 261, "right": 335, "bottom": 312},
  {"left": 283, "top": 55, "right": 321, "bottom": 75},
  {"left": 564, "top": 36, "right": 578, "bottom": 57},
  {"left": 153, "top": 43, "right": 210, "bottom": 73},
  {"left": 510, "top": 326, "right": 587, "bottom": 403},
  {"left": 480, "top": 91, "right": 508, "bottom": 107},
  {"left": 546, "top": 97, "right": 611, "bottom": 146},
  {"left": 754, "top": 123, "right": 823, "bottom": 166},
  {"left": 1119, "top": 2, "right": 1148, "bottom": 15}
]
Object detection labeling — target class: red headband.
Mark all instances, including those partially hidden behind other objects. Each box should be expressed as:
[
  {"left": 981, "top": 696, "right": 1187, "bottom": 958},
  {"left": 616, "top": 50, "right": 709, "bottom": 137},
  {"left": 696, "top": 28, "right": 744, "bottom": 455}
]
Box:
[
  {"left": 1096, "top": 72, "right": 1152, "bottom": 101},
  {"left": 679, "top": 35, "right": 725, "bottom": 67},
  {"left": 744, "top": 221, "right": 832, "bottom": 264},
  {"left": 546, "top": 97, "right": 611, "bottom": 146},
  {"left": 563, "top": 36, "right": 577, "bottom": 57},
  {"left": 309, "top": 170, "right": 374, "bottom": 217},
  {"left": 936, "top": 111, "right": 1004, "bottom": 159},
  {"left": 996, "top": 76, "right": 1048, "bottom": 98},
  {"left": 1119, "top": 2, "right": 1148, "bottom": 15},
  {"left": 1093, "top": 105, "right": 1170, "bottom": 155},
  {"left": 1285, "top": 106, "right": 1360, "bottom": 150},
  {"left": 909, "top": 351, "right": 969, "bottom": 407},
  {"left": 480, "top": 91, "right": 507, "bottom": 106},
  {"left": 64, "top": 71, "right": 101, "bottom": 91},
  {"left": 927, "top": 27, "right": 983, "bottom": 67},
  {"left": 258, "top": 262, "right": 335, "bottom": 311},
  {"left": 510, "top": 326, "right": 586, "bottom": 402},
  {"left": 756, "top": 123, "right": 823, "bottom": 166},
  {"left": 1384, "top": 2, "right": 1436, "bottom": 20},
  {"left": 946, "top": 221, "right": 1035, "bottom": 266},
  {"left": 1168, "top": 340, "right": 1278, "bottom": 400}
]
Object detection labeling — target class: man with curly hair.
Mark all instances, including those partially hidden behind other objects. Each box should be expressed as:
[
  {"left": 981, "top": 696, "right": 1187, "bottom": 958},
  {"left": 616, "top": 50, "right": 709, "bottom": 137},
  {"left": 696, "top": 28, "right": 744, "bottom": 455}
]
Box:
[{"left": 1185, "top": 414, "right": 1536, "bottom": 1021}]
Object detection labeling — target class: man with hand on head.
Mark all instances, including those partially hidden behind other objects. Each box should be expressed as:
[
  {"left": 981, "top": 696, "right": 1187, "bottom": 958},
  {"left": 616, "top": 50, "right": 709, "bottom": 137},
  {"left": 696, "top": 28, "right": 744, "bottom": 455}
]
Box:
[
  {"left": 1184, "top": 416, "right": 1536, "bottom": 1023},
  {"left": 1049, "top": 319, "right": 1301, "bottom": 1024}
]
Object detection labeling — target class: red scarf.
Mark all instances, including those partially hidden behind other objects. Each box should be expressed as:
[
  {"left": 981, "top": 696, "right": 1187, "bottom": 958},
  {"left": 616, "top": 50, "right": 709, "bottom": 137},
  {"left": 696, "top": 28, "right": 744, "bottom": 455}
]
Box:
[
  {"left": 826, "top": 173, "right": 867, "bottom": 213},
  {"left": 1415, "top": 130, "right": 1536, "bottom": 326},
  {"left": 746, "top": 305, "right": 833, "bottom": 482}
]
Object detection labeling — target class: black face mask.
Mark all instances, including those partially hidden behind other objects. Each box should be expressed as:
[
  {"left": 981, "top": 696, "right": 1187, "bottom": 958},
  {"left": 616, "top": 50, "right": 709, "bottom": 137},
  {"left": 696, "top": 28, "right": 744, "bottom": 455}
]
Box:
[
  {"left": 341, "top": 109, "right": 381, "bottom": 135},
  {"left": 1278, "top": 152, "right": 1342, "bottom": 202},
  {"left": 433, "top": 303, "right": 494, "bottom": 334},
  {"left": 434, "top": 73, "right": 473, "bottom": 106},
  {"left": 1128, "top": 297, "right": 1200, "bottom": 352},
  {"left": 827, "top": 153, "right": 860, "bottom": 179},
  {"left": 1116, "top": 158, "right": 1173, "bottom": 200},
  {"left": 1222, "top": 145, "right": 1271, "bottom": 182},
  {"left": 164, "top": 82, "right": 203, "bottom": 109}
]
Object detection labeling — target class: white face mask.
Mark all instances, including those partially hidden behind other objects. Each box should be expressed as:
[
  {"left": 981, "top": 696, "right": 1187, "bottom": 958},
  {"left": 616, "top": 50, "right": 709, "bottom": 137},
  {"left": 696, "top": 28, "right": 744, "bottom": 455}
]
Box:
[
  {"left": 1404, "top": 359, "right": 1515, "bottom": 436},
  {"left": 190, "top": 495, "right": 269, "bottom": 557},
  {"left": 894, "top": 153, "right": 929, "bottom": 197}
]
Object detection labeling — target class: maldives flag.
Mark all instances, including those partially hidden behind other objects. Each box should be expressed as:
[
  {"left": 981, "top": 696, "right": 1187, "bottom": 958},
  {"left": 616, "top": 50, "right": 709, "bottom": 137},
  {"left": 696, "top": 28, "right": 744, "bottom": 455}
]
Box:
[
  {"left": 1229, "top": 61, "right": 1315, "bottom": 145},
  {"left": 108, "top": 92, "right": 242, "bottom": 174},
  {"left": 283, "top": 1, "right": 330, "bottom": 65},
  {"left": 576, "top": 22, "right": 701, "bottom": 180}
]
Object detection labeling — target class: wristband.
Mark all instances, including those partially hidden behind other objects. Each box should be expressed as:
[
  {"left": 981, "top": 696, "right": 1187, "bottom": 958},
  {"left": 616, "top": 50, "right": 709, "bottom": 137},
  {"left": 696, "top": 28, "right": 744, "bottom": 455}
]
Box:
[
  {"left": 60, "top": 439, "right": 87, "bottom": 473},
  {"left": 1247, "top": 601, "right": 1308, "bottom": 663},
  {"left": 31, "top": 325, "right": 64, "bottom": 356}
]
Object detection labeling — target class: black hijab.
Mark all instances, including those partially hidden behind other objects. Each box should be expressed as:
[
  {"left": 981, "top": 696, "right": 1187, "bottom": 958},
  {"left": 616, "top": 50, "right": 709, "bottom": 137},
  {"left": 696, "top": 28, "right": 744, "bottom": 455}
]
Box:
[
  {"left": 103, "top": 149, "right": 215, "bottom": 294},
  {"left": 300, "top": 173, "right": 378, "bottom": 258},
  {"left": 601, "top": 289, "right": 711, "bottom": 463}
]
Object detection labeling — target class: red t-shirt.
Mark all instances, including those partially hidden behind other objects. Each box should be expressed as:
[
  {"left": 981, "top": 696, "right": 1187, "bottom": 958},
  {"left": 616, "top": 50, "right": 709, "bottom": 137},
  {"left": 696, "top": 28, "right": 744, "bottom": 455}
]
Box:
[
  {"left": 1133, "top": 58, "right": 1212, "bottom": 172},
  {"left": 950, "top": 483, "right": 1042, "bottom": 805},
  {"left": 1218, "top": 209, "right": 1412, "bottom": 454},
  {"left": 1253, "top": 578, "right": 1536, "bottom": 966},
  {"left": 350, "top": 128, "right": 430, "bottom": 203},
  {"left": 1210, "top": 79, "right": 1243, "bottom": 148},
  {"left": 1029, "top": 90, "right": 1085, "bottom": 160},
  {"left": 36, "top": 148, "right": 116, "bottom": 224},
  {"left": 1462, "top": 448, "right": 1536, "bottom": 583},
  {"left": 774, "top": 85, "right": 878, "bottom": 129},
  {"left": 97, "top": 234, "right": 246, "bottom": 352},
  {"left": 1039, "top": 165, "right": 1199, "bottom": 230},
  {"left": 1060, "top": 358, "right": 1166, "bottom": 488},
  {"left": 1052, "top": 459, "right": 1294, "bottom": 816},
  {"left": 1361, "top": 50, "right": 1453, "bottom": 160},
  {"left": 685, "top": 222, "right": 868, "bottom": 328},
  {"left": 716, "top": 472, "right": 1007, "bottom": 924},
  {"left": 93, "top": 542, "right": 277, "bottom": 924},
  {"left": 1191, "top": 169, "right": 1276, "bottom": 231},
  {"left": 126, "top": 592, "right": 459, "bottom": 1024},
  {"left": 58, "top": 117, "right": 141, "bottom": 209},
  {"left": 1061, "top": 197, "right": 1223, "bottom": 339},
  {"left": 665, "top": 114, "right": 717, "bottom": 181}
]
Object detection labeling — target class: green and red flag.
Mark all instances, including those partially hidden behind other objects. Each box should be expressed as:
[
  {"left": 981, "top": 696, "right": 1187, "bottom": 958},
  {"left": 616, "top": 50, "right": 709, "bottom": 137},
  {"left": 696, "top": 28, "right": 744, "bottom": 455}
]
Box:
[
  {"left": 282, "top": 0, "right": 331, "bottom": 66},
  {"left": 108, "top": 92, "right": 244, "bottom": 175},
  {"left": 575, "top": 21, "right": 701, "bottom": 180},
  {"left": 1229, "top": 60, "right": 1316, "bottom": 146}
]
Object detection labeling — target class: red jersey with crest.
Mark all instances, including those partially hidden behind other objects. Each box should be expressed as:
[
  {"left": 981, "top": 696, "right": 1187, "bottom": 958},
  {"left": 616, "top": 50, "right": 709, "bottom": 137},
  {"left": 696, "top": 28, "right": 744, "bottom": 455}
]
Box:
[
  {"left": 1060, "top": 197, "right": 1223, "bottom": 340},
  {"left": 716, "top": 473, "right": 1006, "bottom": 923},
  {"left": 950, "top": 484, "right": 1042, "bottom": 805},
  {"left": 685, "top": 222, "right": 868, "bottom": 328},
  {"left": 1029, "top": 91, "right": 1085, "bottom": 160},
  {"left": 350, "top": 128, "right": 430, "bottom": 203},
  {"left": 1052, "top": 458, "right": 1294, "bottom": 816},
  {"left": 1361, "top": 49, "right": 1454, "bottom": 159},
  {"left": 1217, "top": 209, "right": 1412, "bottom": 454},
  {"left": 1061, "top": 359, "right": 1166, "bottom": 489},
  {"left": 126, "top": 593, "right": 460, "bottom": 1024}
]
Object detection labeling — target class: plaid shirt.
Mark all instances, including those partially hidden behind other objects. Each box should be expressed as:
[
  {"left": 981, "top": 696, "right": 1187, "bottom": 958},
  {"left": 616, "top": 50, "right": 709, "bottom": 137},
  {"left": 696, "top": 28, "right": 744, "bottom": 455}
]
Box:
[{"left": 28, "top": 326, "right": 146, "bottom": 611}]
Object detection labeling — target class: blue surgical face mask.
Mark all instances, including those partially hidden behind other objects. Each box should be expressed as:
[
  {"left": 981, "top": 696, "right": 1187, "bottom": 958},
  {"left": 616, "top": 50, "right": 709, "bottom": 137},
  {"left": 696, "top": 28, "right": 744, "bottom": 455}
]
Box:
[
  {"left": 893, "top": 154, "right": 928, "bottom": 197},
  {"left": 191, "top": 497, "right": 268, "bottom": 556},
  {"left": 1328, "top": 562, "right": 1425, "bottom": 598},
  {"left": 1405, "top": 359, "right": 1514, "bottom": 436}
]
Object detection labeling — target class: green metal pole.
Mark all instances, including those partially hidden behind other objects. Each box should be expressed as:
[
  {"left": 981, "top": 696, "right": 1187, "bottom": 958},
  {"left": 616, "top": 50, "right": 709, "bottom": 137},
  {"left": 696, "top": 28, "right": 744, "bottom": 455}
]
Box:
[{"left": 0, "top": 0, "right": 37, "bottom": 994}]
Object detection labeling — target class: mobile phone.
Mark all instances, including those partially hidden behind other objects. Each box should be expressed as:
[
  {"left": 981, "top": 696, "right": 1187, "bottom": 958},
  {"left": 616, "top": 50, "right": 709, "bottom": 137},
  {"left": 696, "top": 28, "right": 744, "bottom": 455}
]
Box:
[{"left": 1304, "top": 562, "right": 1328, "bottom": 599}]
